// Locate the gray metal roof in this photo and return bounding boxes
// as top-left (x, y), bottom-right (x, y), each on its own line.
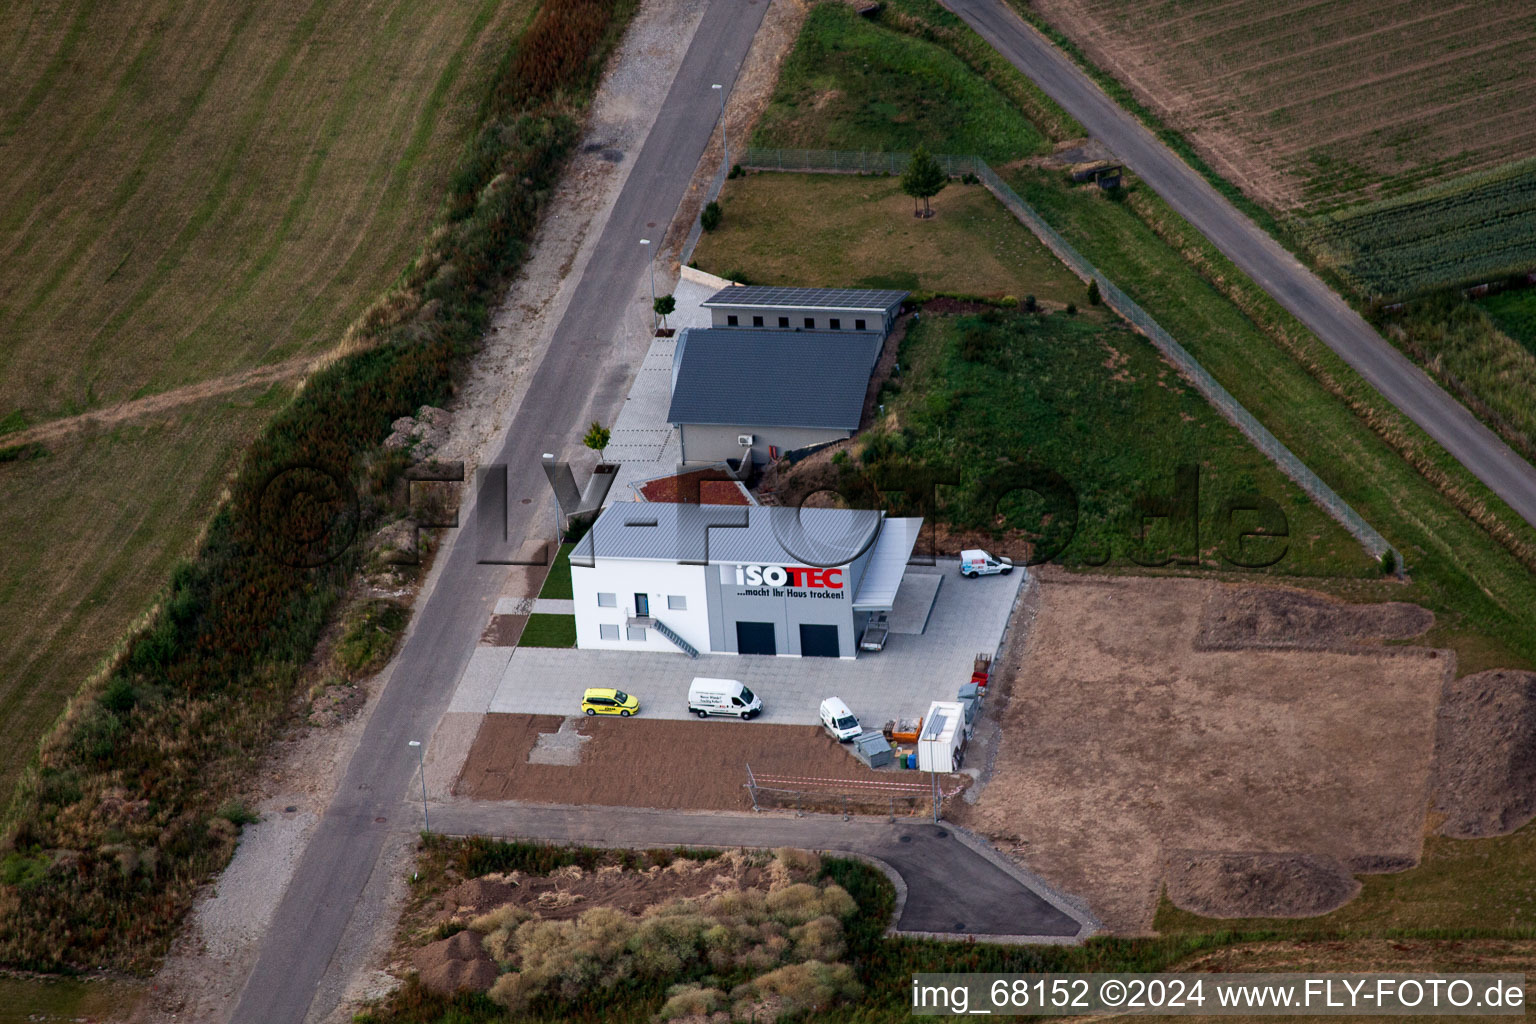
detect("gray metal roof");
top-left (570, 502), bottom-right (885, 567)
top-left (667, 328), bottom-right (879, 430)
top-left (701, 285), bottom-right (907, 313)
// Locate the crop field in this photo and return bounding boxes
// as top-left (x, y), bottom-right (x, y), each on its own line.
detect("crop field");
top-left (0, 0), bottom-right (525, 819)
top-left (692, 173), bottom-right (1084, 304)
top-left (1023, 0), bottom-right (1536, 213)
top-left (1301, 158), bottom-right (1536, 298)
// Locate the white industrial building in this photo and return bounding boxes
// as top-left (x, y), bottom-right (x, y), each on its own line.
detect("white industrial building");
top-left (701, 285), bottom-right (907, 339)
top-left (569, 501), bottom-right (922, 659)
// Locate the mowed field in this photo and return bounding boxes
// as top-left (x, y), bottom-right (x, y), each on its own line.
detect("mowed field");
top-left (1025, 0), bottom-right (1536, 212)
top-left (0, 0), bottom-right (526, 802)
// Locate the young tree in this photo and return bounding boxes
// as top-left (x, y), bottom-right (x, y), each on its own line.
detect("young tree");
top-left (900, 145), bottom-right (948, 218)
top-left (654, 293), bottom-right (676, 329)
top-left (1087, 278), bottom-right (1101, 305)
top-left (583, 421), bottom-right (611, 461)
top-left (700, 200), bottom-right (722, 231)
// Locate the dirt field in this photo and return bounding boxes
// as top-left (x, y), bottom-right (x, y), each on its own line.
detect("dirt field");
top-left (455, 714), bottom-right (939, 815)
top-left (954, 573), bottom-right (1451, 933)
top-left (1025, 0), bottom-right (1536, 210)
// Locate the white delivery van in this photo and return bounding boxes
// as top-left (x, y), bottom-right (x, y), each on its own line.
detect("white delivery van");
top-left (959, 549), bottom-right (1013, 578)
top-left (819, 697), bottom-right (861, 742)
top-left (917, 700), bottom-right (967, 772)
top-left (688, 677), bottom-right (763, 719)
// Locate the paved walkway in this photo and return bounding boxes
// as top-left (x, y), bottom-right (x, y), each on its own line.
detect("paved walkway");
top-left (429, 800), bottom-right (1095, 941)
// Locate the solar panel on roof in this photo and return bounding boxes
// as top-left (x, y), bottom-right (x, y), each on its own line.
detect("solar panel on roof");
top-left (701, 285), bottom-right (907, 311)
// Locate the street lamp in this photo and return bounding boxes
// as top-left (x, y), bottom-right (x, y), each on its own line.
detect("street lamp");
top-left (639, 238), bottom-right (655, 332)
top-left (711, 83), bottom-right (727, 173)
top-left (407, 740), bottom-right (428, 832)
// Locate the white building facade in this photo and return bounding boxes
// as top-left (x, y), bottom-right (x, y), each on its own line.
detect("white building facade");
top-left (568, 502), bottom-right (922, 659)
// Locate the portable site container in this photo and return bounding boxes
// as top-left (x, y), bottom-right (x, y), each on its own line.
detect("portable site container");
top-left (917, 700), bottom-right (966, 773)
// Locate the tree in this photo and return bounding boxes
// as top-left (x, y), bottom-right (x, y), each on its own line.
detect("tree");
top-left (582, 421), bottom-right (611, 460)
top-left (654, 293), bottom-right (676, 329)
top-left (700, 200), bottom-right (722, 231)
top-left (900, 145), bottom-right (947, 218)
top-left (1087, 278), bottom-right (1101, 305)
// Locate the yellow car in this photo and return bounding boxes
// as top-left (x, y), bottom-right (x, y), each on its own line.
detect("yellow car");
top-left (581, 687), bottom-right (639, 717)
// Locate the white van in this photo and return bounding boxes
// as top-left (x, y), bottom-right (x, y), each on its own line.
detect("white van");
top-left (819, 697), bottom-right (861, 742)
top-left (688, 677), bottom-right (763, 719)
top-left (959, 549), bottom-right (1013, 578)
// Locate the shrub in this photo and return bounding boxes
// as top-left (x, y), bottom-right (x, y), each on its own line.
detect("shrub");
top-left (1024, 293), bottom-right (1037, 312)
top-left (659, 983), bottom-right (726, 1020)
top-left (1066, 302), bottom-right (1078, 315)
top-left (215, 801), bottom-right (260, 827)
top-left (332, 599), bottom-right (408, 680)
top-left (700, 200), bottom-right (723, 231)
top-left (1087, 278), bottom-right (1101, 305)
top-left (735, 959), bottom-right (863, 1016)
top-left (1381, 548), bottom-right (1398, 575)
top-left (728, 163), bottom-right (744, 179)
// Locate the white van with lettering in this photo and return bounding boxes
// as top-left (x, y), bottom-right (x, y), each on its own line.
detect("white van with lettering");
top-left (959, 549), bottom-right (1013, 578)
top-left (688, 677), bottom-right (763, 719)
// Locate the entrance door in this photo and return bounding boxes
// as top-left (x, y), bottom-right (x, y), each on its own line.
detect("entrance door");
top-left (735, 621), bottom-right (776, 655)
top-left (799, 623), bottom-right (840, 658)
top-left (634, 593), bottom-right (649, 617)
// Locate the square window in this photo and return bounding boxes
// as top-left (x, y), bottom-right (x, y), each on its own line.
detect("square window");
top-left (778, 316), bottom-right (789, 328)
top-left (626, 625), bottom-right (647, 642)
top-left (829, 318), bottom-right (841, 330)
top-left (855, 319), bottom-right (867, 331)
top-left (803, 317), bottom-right (815, 329)
top-left (597, 592), bottom-right (617, 608)
top-left (599, 623), bottom-right (620, 641)
top-left (752, 315), bottom-right (764, 327)
top-left (667, 595), bottom-right (687, 611)
top-left (726, 314), bottom-right (738, 326)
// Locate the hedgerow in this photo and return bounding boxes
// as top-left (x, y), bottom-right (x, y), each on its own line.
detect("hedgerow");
top-left (0, 0), bottom-right (638, 973)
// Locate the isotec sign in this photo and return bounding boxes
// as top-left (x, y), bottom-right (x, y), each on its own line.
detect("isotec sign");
top-left (734, 564), bottom-right (844, 589)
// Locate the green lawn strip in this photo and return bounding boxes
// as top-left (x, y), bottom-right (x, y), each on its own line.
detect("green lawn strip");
top-left (864, 311), bottom-right (1366, 576)
top-left (1006, 166), bottom-right (1536, 668)
top-left (537, 543), bottom-right (574, 600)
top-left (878, 0), bottom-right (1082, 142)
top-left (749, 2), bottom-right (1047, 162)
top-left (693, 172), bottom-right (1083, 304)
top-left (1480, 288), bottom-right (1536, 358)
top-left (517, 614), bottom-right (575, 649)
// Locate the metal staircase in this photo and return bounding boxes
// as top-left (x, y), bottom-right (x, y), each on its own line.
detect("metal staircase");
top-left (649, 617), bottom-right (699, 658)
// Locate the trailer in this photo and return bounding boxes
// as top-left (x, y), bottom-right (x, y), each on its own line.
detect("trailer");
top-left (917, 700), bottom-right (967, 773)
top-left (858, 612), bottom-right (890, 652)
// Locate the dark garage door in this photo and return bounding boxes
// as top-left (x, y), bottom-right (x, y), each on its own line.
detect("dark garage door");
top-left (735, 621), bottom-right (776, 655)
top-left (799, 623), bottom-right (839, 658)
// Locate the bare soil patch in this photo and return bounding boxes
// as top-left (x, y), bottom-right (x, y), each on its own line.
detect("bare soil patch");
top-left (455, 714), bottom-right (921, 812)
top-left (1163, 851), bottom-right (1360, 920)
top-left (1431, 668), bottom-right (1536, 838)
top-left (411, 930), bottom-right (498, 996)
top-left (953, 573), bottom-right (1449, 933)
top-left (1196, 585), bottom-right (1434, 650)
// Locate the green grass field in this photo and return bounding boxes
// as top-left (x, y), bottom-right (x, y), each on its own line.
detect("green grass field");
top-left (749, 2), bottom-right (1047, 162)
top-left (518, 614), bottom-right (576, 648)
top-left (861, 311), bottom-right (1372, 575)
top-left (0, 0), bottom-right (526, 809)
top-left (693, 173), bottom-right (1083, 304)
top-left (1481, 288), bottom-right (1536, 357)
top-left (538, 544), bottom-right (575, 601)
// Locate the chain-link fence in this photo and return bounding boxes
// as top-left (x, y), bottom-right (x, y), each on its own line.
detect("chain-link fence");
top-left (737, 148), bottom-right (1398, 565)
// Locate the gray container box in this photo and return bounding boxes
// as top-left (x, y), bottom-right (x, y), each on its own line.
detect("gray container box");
top-left (851, 730), bottom-right (893, 768)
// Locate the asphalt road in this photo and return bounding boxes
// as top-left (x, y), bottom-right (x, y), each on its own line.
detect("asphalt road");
top-left (227, 3), bottom-right (769, 1021)
top-left (944, 0), bottom-right (1536, 532)
top-left (431, 802), bottom-right (1089, 939)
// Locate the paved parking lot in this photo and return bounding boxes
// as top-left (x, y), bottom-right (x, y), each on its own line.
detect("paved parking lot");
top-left (449, 560), bottom-right (1026, 729)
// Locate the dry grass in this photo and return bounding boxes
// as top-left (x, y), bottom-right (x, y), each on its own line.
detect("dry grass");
top-left (1025, 0), bottom-right (1536, 211)
top-left (692, 172), bottom-right (1083, 303)
top-left (0, 0), bottom-right (527, 806)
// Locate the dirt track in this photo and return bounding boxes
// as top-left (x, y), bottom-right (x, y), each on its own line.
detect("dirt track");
top-left (954, 573), bottom-right (1450, 933)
